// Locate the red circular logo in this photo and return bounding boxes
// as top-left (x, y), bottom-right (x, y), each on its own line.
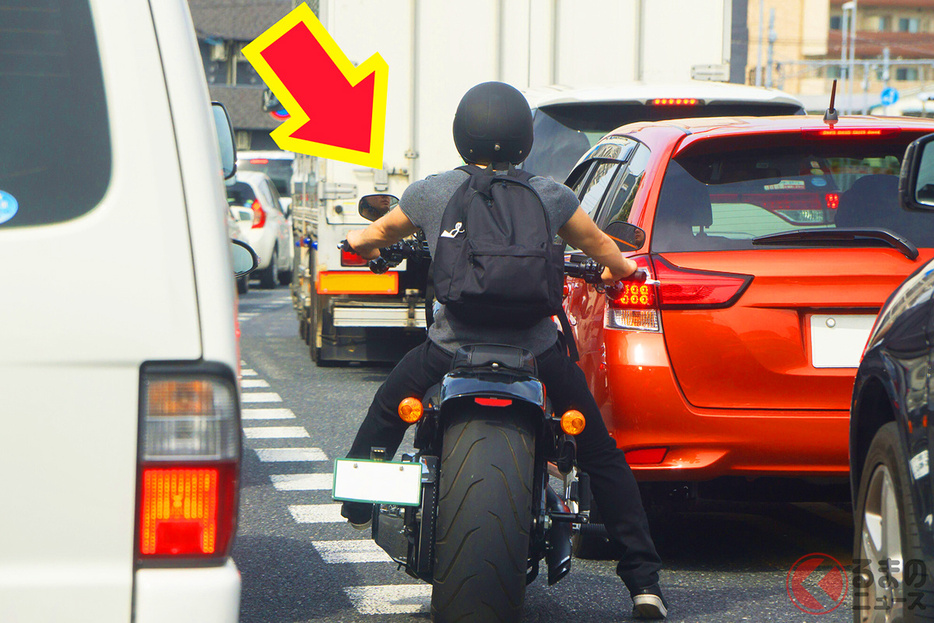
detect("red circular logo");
top-left (786, 553), bottom-right (849, 615)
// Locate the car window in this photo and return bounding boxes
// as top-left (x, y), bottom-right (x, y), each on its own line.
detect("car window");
top-left (0, 1), bottom-right (111, 228)
top-left (579, 162), bottom-right (619, 219)
top-left (597, 145), bottom-right (650, 229)
top-left (652, 142), bottom-right (934, 252)
top-left (523, 110), bottom-right (605, 182)
top-left (227, 182), bottom-right (256, 207)
top-left (237, 157), bottom-right (294, 196)
top-left (265, 179), bottom-right (283, 212)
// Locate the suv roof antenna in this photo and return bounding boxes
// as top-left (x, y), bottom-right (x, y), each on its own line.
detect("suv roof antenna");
top-left (823, 80), bottom-right (839, 128)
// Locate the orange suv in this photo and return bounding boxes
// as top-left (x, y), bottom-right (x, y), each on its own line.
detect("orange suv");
top-left (563, 115), bottom-right (934, 498)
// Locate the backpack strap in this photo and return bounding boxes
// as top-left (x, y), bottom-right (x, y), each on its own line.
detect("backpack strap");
top-left (557, 307), bottom-right (580, 362)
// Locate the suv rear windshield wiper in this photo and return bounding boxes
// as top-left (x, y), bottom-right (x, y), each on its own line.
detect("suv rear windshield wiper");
top-left (752, 227), bottom-right (919, 261)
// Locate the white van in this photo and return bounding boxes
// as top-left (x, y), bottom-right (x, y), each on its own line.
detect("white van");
top-left (0, 1), bottom-right (248, 622)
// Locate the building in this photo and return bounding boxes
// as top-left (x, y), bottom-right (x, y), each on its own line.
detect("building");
top-left (188, 0), bottom-right (303, 150)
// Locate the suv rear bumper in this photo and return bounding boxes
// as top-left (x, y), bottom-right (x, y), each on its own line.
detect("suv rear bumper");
top-left (135, 559), bottom-right (240, 623)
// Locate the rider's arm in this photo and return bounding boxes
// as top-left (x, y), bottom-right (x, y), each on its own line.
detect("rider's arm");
top-left (558, 207), bottom-right (638, 285)
top-left (345, 207), bottom-right (418, 260)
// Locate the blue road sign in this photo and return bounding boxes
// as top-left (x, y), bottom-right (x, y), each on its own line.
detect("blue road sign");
top-left (881, 87), bottom-right (899, 107)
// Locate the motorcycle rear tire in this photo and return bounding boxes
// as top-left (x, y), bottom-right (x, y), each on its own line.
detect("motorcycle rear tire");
top-left (431, 405), bottom-right (535, 623)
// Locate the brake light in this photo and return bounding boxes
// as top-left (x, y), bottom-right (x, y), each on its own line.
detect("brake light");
top-left (606, 256), bottom-right (660, 332)
top-left (251, 199), bottom-right (266, 229)
top-left (249, 158), bottom-right (269, 164)
top-left (475, 397), bottom-right (512, 407)
top-left (826, 193), bottom-right (839, 210)
top-left (651, 98), bottom-right (699, 106)
top-left (341, 248), bottom-right (368, 266)
top-left (653, 256), bottom-right (752, 308)
top-left (625, 447), bottom-right (668, 464)
top-left (801, 127), bottom-right (901, 138)
top-left (138, 368), bottom-right (240, 561)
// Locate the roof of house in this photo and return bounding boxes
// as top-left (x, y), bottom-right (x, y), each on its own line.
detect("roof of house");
top-left (188, 0), bottom-right (294, 41)
top-left (210, 85), bottom-right (281, 130)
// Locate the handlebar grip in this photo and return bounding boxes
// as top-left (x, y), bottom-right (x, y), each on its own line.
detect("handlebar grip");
top-left (630, 268), bottom-right (649, 284)
top-left (369, 257), bottom-right (390, 274)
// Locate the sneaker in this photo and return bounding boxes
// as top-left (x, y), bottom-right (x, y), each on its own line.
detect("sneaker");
top-left (631, 585), bottom-right (668, 620)
top-left (340, 501), bottom-right (373, 530)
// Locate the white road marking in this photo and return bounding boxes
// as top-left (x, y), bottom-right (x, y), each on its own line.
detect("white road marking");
top-left (312, 539), bottom-right (392, 564)
top-left (271, 473), bottom-right (332, 491)
top-left (242, 426), bottom-right (309, 439)
top-left (241, 392), bottom-right (282, 403)
top-left (255, 447), bottom-right (328, 462)
top-left (242, 408), bottom-right (295, 421)
top-left (238, 313), bottom-right (258, 321)
top-left (343, 585), bottom-right (431, 615)
top-left (289, 503), bottom-right (344, 523)
top-left (241, 369), bottom-right (258, 377)
top-left (241, 379), bottom-right (270, 389)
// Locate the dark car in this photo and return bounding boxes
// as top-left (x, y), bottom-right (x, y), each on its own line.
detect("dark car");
top-left (850, 132), bottom-right (934, 622)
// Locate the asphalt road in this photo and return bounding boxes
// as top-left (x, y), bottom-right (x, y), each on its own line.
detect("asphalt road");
top-left (233, 286), bottom-right (855, 623)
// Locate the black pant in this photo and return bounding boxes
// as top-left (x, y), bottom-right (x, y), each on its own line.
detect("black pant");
top-left (345, 338), bottom-right (662, 593)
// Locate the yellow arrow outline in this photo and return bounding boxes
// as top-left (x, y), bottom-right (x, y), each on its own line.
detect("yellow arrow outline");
top-left (242, 3), bottom-right (388, 169)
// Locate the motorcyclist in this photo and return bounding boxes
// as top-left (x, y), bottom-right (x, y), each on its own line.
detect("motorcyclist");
top-left (340, 81), bottom-right (668, 620)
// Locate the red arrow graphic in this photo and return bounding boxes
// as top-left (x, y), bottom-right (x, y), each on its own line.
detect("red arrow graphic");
top-left (260, 22), bottom-right (374, 153)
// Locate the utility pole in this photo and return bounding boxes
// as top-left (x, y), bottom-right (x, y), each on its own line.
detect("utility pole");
top-left (756, 0), bottom-right (764, 86)
top-left (766, 8), bottom-right (776, 88)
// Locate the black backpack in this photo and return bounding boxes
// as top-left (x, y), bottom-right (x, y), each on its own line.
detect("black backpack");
top-left (432, 165), bottom-right (565, 328)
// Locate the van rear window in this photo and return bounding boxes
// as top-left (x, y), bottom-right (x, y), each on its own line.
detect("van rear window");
top-left (652, 140), bottom-right (934, 252)
top-left (0, 1), bottom-right (111, 228)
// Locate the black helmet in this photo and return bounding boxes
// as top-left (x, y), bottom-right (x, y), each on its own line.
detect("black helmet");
top-left (453, 82), bottom-right (533, 165)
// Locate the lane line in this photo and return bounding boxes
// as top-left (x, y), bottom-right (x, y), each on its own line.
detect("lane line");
top-left (312, 539), bottom-right (393, 564)
top-left (242, 408), bottom-right (295, 420)
top-left (343, 585), bottom-right (431, 615)
top-left (241, 379), bottom-right (271, 389)
top-left (243, 426), bottom-right (309, 439)
top-left (289, 503), bottom-right (344, 523)
top-left (271, 473), bottom-right (332, 491)
top-left (241, 369), bottom-right (258, 377)
top-left (255, 447), bottom-right (328, 462)
top-left (242, 392), bottom-right (282, 403)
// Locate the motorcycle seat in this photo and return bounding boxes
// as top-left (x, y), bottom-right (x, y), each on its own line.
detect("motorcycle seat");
top-left (452, 344), bottom-right (537, 376)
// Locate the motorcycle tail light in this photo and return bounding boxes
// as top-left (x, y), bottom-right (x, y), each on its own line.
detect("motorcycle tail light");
top-left (398, 397), bottom-right (423, 423)
top-left (560, 410), bottom-right (586, 436)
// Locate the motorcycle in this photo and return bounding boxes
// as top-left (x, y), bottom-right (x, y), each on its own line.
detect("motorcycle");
top-left (333, 194), bottom-right (647, 622)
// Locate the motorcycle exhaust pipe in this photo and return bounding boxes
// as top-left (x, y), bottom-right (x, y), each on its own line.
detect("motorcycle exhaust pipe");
top-left (544, 485), bottom-right (572, 585)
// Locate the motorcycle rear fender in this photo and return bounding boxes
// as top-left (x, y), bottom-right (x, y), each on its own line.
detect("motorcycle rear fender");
top-left (438, 372), bottom-right (545, 411)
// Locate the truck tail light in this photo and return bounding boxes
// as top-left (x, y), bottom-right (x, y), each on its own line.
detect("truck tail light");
top-left (137, 365), bottom-right (240, 562)
top-left (251, 199), bottom-right (266, 229)
top-left (341, 248), bottom-right (368, 266)
top-left (606, 255), bottom-right (660, 332)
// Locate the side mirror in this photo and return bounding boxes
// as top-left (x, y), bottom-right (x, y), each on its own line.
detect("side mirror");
top-left (604, 221), bottom-right (646, 252)
top-left (212, 102), bottom-right (237, 180)
top-left (358, 194), bottom-right (399, 222)
top-left (232, 239), bottom-right (258, 277)
top-left (900, 132), bottom-right (934, 211)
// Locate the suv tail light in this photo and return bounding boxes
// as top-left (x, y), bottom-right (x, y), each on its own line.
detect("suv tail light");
top-left (605, 256), bottom-right (752, 331)
top-left (251, 199), bottom-right (266, 229)
top-left (137, 364), bottom-right (240, 562)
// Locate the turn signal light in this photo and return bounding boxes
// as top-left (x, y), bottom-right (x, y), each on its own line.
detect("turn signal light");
top-left (560, 410), bottom-right (586, 435)
top-left (398, 397), bottom-right (424, 423)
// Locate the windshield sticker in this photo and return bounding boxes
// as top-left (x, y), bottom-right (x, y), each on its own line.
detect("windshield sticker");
top-left (0, 191), bottom-right (18, 225)
top-left (811, 178), bottom-right (827, 187)
top-left (764, 180), bottom-right (806, 191)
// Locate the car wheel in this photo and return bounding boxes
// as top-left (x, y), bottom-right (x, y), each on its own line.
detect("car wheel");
top-left (853, 422), bottom-right (934, 622)
top-left (278, 269), bottom-right (292, 286)
top-left (237, 274), bottom-right (249, 295)
top-left (259, 246), bottom-right (278, 289)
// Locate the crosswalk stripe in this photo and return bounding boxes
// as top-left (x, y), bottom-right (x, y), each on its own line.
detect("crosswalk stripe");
top-left (255, 447), bottom-right (328, 462)
top-left (311, 539), bottom-right (392, 564)
top-left (243, 426), bottom-right (309, 439)
top-left (242, 408), bottom-right (295, 421)
top-left (289, 503), bottom-right (344, 523)
top-left (343, 585), bottom-right (431, 615)
top-left (241, 379), bottom-right (270, 389)
top-left (271, 473), bottom-right (332, 491)
top-left (242, 392), bottom-right (282, 403)
top-left (241, 369), bottom-right (258, 377)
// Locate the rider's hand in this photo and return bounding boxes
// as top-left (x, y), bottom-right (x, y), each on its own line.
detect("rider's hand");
top-left (345, 229), bottom-right (380, 260)
top-left (601, 256), bottom-right (638, 286)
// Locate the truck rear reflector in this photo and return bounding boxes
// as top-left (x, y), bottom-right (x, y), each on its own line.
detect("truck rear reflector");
top-left (317, 271), bottom-right (398, 295)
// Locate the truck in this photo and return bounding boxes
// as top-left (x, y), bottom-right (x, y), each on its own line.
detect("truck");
top-left (288, 0), bottom-right (780, 365)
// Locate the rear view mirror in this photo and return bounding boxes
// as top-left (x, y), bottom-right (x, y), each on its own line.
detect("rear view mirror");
top-left (900, 132), bottom-right (934, 211)
top-left (358, 194), bottom-right (399, 222)
top-left (231, 239), bottom-right (258, 277)
top-left (212, 102), bottom-right (237, 180)
top-left (604, 221), bottom-right (646, 252)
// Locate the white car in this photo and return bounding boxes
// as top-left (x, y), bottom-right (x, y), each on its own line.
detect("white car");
top-left (227, 170), bottom-right (293, 290)
top-left (236, 149), bottom-right (296, 213)
top-left (0, 1), bottom-right (244, 622)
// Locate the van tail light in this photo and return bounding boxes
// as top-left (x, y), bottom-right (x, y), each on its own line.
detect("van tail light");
top-left (251, 199), bottom-right (266, 229)
top-left (137, 364), bottom-right (240, 562)
top-left (605, 256), bottom-right (752, 331)
top-left (606, 255), bottom-right (660, 332)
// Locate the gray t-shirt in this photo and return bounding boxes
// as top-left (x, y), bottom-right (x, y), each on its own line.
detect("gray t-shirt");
top-left (400, 168), bottom-right (579, 355)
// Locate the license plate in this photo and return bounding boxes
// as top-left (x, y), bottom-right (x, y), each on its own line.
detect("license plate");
top-left (332, 459), bottom-right (422, 506)
top-left (809, 314), bottom-right (876, 368)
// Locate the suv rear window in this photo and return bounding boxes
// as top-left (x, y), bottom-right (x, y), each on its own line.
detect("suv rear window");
top-left (652, 138), bottom-right (934, 252)
top-left (237, 158), bottom-right (293, 196)
top-left (0, 1), bottom-right (111, 228)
